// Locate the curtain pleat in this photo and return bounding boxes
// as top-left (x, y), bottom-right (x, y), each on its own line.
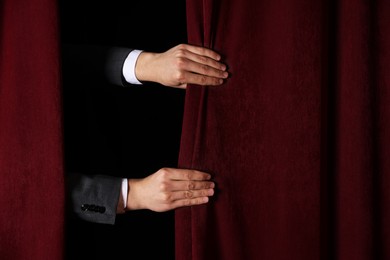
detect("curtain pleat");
top-left (176, 0), bottom-right (390, 259)
top-left (0, 0), bottom-right (64, 259)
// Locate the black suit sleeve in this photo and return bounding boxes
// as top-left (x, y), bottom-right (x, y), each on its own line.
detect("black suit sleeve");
top-left (61, 44), bottom-right (133, 87)
top-left (66, 172), bottom-right (122, 225)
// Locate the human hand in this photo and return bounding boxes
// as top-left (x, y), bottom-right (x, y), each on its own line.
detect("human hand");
top-left (134, 44), bottom-right (228, 88)
top-left (126, 168), bottom-right (215, 212)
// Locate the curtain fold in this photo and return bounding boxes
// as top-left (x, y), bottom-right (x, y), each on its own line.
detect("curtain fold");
top-left (0, 0), bottom-right (64, 259)
top-left (176, 0), bottom-right (390, 259)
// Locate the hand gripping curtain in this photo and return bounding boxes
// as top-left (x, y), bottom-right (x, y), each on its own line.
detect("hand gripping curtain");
top-left (176, 0), bottom-right (390, 259)
top-left (0, 0), bottom-right (64, 259)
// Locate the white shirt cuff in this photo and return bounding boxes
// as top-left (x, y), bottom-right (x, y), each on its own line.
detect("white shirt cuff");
top-left (122, 49), bottom-right (143, 85)
top-left (121, 178), bottom-right (128, 209)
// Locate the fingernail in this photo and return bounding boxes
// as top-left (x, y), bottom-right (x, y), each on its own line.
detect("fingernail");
top-left (223, 72), bottom-right (229, 78)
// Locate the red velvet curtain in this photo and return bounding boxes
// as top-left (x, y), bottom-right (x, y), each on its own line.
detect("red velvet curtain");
top-left (176, 0), bottom-right (390, 259)
top-left (0, 0), bottom-right (64, 259)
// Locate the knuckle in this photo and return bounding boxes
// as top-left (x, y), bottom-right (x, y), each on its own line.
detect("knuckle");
top-left (176, 71), bottom-right (186, 83)
top-left (176, 49), bottom-right (186, 56)
top-left (194, 198), bottom-right (202, 205)
top-left (187, 181), bottom-right (195, 190)
top-left (201, 64), bottom-right (209, 73)
top-left (177, 44), bottom-right (186, 50)
top-left (175, 57), bottom-right (186, 69)
top-left (213, 78), bottom-right (221, 85)
top-left (200, 76), bottom-right (207, 85)
top-left (159, 182), bottom-right (169, 191)
top-left (199, 56), bottom-right (207, 64)
top-left (158, 168), bottom-right (170, 178)
top-left (161, 192), bottom-right (171, 202)
top-left (184, 191), bottom-right (193, 198)
top-left (186, 171), bottom-right (192, 180)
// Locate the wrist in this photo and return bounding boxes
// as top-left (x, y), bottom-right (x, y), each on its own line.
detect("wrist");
top-left (126, 179), bottom-right (143, 211)
top-left (135, 52), bottom-right (158, 83)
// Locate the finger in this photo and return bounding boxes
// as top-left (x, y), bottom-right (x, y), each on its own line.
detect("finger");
top-left (182, 72), bottom-right (224, 86)
top-left (181, 44), bottom-right (222, 61)
top-left (169, 180), bottom-right (215, 191)
top-left (171, 197), bottom-right (210, 209)
top-left (169, 189), bottom-right (214, 201)
top-left (180, 49), bottom-right (227, 71)
top-left (168, 169), bottom-right (212, 181)
top-left (180, 58), bottom-right (228, 79)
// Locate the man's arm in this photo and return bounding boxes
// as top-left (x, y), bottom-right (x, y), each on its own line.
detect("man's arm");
top-left (66, 168), bottom-right (215, 225)
top-left (134, 44), bottom-right (228, 88)
top-left (61, 43), bottom-right (229, 89)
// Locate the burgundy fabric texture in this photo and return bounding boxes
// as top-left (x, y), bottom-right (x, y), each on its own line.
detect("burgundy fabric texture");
top-left (0, 0), bottom-right (64, 259)
top-left (176, 0), bottom-right (390, 259)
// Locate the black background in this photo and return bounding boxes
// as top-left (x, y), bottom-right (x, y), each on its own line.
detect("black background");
top-left (59, 1), bottom-right (187, 259)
